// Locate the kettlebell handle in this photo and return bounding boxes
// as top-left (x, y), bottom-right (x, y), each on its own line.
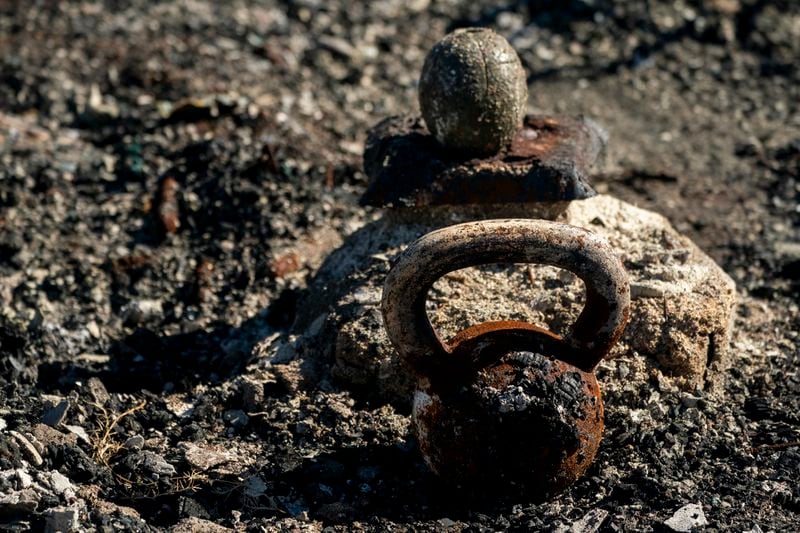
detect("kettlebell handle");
top-left (381, 219), bottom-right (630, 374)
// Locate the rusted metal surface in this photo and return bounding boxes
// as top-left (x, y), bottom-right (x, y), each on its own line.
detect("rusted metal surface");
top-left (381, 219), bottom-right (629, 497)
top-left (382, 219), bottom-right (630, 374)
top-left (156, 176), bottom-right (180, 235)
top-left (412, 352), bottom-right (604, 497)
top-left (361, 114), bottom-right (606, 207)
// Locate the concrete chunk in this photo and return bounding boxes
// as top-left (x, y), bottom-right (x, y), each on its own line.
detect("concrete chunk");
top-left (284, 195), bottom-right (736, 405)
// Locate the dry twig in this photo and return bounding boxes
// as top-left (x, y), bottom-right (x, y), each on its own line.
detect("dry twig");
top-left (90, 400), bottom-right (147, 465)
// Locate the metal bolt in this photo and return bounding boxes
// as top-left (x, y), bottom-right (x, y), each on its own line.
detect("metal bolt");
top-left (418, 28), bottom-right (528, 156)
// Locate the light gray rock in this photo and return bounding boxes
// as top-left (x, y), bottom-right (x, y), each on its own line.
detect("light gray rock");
top-left (9, 430), bottom-right (43, 467)
top-left (44, 506), bottom-right (79, 533)
top-left (179, 441), bottom-right (236, 471)
top-left (664, 503), bottom-right (708, 532)
top-left (85, 377), bottom-right (110, 405)
top-left (15, 468), bottom-right (33, 488)
top-left (278, 195), bottom-right (736, 405)
top-left (0, 487), bottom-right (39, 513)
top-left (128, 451), bottom-right (176, 477)
top-left (123, 435), bottom-right (145, 451)
top-left (121, 299), bottom-right (164, 326)
top-left (171, 516), bottom-right (232, 533)
top-left (61, 425), bottom-right (91, 445)
top-left (47, 471), bottom-right (74, 497)
top-left (556, 508), bottom-right (609, 533)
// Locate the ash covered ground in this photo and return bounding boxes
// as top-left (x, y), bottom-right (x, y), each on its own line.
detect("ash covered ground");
top-left (0, 1), bottom-right (799, 531)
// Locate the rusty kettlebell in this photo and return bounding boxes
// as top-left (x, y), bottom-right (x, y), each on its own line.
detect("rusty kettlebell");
top-left (382, 219), bottom-right (630, 497)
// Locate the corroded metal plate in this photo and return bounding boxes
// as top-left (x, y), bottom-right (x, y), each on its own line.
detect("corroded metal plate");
top-left (361, 114), bottom-right (607, 207)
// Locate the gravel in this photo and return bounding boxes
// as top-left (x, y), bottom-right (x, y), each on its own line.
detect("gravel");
top-left (0, 0), bottom-right (798, 531)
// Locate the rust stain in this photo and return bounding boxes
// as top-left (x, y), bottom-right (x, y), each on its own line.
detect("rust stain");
top-left (195, 258), bottom-right (214, 303)
top-left (270, 251), bottom-right (301, 279)
top-left (361, 114), bottom-right (605, 207)
top-left (157, 177), bottom-right (180, 235)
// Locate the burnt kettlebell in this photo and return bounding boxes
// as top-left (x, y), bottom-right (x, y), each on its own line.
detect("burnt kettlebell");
top-left (382, 219), bottom-right (630, 497)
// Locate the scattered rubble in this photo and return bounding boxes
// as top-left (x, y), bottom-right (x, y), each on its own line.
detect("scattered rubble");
top-left (0, 0), bottom-right (798, 531)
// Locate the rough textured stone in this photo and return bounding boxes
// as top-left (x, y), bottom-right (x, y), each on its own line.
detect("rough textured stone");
top-left (663, 503), bottom-right (708, 532)
top-left (171, 516), bottom-right (233, 533)
top-left (44, 506), bottom-right (79, 533)
top-left (419, 28), bottom-right (527, 155)
top-left (290, 195), bottom-right (736, 406)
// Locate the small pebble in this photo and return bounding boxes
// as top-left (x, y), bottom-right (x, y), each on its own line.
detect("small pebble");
top-left (123, 435), bottom-right (145, 450)
top-left (9, 430), bottom-right (44, 467)
top-left (664, 503), bottom-right (708, 532)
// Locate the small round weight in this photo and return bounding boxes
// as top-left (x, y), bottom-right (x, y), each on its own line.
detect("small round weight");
top-left (418, 28), bottom-right (528, 156)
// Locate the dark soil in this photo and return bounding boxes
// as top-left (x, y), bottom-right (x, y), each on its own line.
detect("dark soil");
top-left (0, 1), bottom-right (798, 531)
